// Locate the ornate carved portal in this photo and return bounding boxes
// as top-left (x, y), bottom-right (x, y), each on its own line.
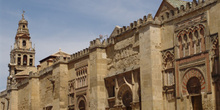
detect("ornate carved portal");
top-left (182, 69), bottom-right (205, 95)
top-left (182, 69), bottom-right (205, 110)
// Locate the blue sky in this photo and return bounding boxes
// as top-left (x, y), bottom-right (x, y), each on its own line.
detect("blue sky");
top-left (0, 0), bottom-right (164, 91)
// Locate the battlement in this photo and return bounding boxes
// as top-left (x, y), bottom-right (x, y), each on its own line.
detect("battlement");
top-left (160, 0), bottom-right (217, 23)
top-left (70, 48), bottom-right (90, 60)
top-left (89, 38), bottom-right (107, 49)
top-left (115, 14), bottom-right (161, 37)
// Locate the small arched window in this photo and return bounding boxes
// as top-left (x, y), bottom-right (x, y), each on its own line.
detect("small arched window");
top-left (23, 25), bottom-right (25, 28)
top-left (22, 40), bottom-right (26, 47)
top-left (200, 28), bottom-right (204, 36)
top-left (194, 30), bottom-right (198, 38)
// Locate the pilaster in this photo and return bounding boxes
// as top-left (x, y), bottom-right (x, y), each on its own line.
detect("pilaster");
top-left (8, 87), bottom-right (18, 110)
top-left (139, 24), bottom-right (163, 110)
top-left (89, 47), bottom-right (107, 110)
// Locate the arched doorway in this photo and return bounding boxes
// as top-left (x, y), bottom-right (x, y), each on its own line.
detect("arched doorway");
top-left (122, 91), bottom-right (132, 110)
top-left (187, 77), bottom-right (203, 110)
top-left (78, 100), bottom-right (85, 110)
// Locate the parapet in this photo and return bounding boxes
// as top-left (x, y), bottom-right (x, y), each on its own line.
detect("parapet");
top-left (70, 48), bottom-right (90, 61)
top-left (89, 35), bottom-right (116, 49)
top-left (159, 0), bottom-right (217, 23)
top-left (89, 38), bottom-right (107, 49)
top-left (114, 14), bottom-right (161, 37)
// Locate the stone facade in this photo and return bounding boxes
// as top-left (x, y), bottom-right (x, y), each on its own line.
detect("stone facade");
top-left (0, 0), bottom-right (220, 110)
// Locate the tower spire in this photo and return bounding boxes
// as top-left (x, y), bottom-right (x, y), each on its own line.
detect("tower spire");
top-left (16, 11), bottom-right (29, 39)
top-left (22, 10), bottom-right (25, 19)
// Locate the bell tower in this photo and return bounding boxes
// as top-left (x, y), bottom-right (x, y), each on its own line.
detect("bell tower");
top-left (9, 11), bottom-right (35, 76)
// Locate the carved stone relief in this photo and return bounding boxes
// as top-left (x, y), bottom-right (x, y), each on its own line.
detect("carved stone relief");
top-left (107, 35), bottom-right (140, 73)
top-left (175, 13), bottom-right (206, 30)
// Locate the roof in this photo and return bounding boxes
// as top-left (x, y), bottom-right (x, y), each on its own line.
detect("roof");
top-left (51, 49), bottom-right (70, 57)
top-left (109, 26), bottom-right (121, 38)
top-left (39, 49), bottom-right (70, 63)
top-left (155, 0), bottom-right (188, 18)
top-left (166, 0), bottom-right (188, 8)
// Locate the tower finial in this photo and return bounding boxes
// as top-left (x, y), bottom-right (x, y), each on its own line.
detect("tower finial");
top-left (22, 10), bottom-right (25, 19)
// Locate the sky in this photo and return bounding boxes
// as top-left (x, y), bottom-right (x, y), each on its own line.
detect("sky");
top-left (0, 0), bottom-right (166, 91)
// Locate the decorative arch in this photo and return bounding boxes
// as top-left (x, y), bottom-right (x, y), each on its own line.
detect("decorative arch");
top-left (77, 95), bottom-right (87, 110)
top-left (177, 24), bottom-right (207, 58)
top-left (162, 51), bottom-right (174, 69)
top-left (182, 68), bottom-right (206, 95)
top-left (118, 84), bottom-right (132, 109)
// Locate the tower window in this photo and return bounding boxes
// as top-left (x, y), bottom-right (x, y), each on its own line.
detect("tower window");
top-left (23, 55), bottom-right (27, 65)
top-left (23, 25), bottom-right (25, 28)
top-left (22, 40), bottom-right (26, 46)
top-left (29, 59), bottom-right (33, 66)
top-left (17, 57), bottom-right (21, 65)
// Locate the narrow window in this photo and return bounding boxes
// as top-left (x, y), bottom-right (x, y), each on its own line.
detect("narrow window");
top-left (29, 59), bottom-right (33, 66)
top-left (23, 55), bottom-right (27, 65)
top-left (194, 30), bottom-right (198, 38)
top-left (17, 57), bottom-right (21, 65)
